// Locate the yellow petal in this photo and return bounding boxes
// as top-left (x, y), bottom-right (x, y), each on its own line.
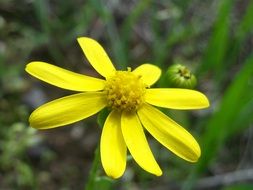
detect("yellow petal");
top-left (29, 92), bottom-right (107, 129)
top-left (26, 62), bottom-right (105, 91)
top-left (77, 37), bottom-right (116, 78)
top-left (121, 111), bottom-right (162, 176)
top-left (100, 110), bottom-right (127, 179)
top-left (145, 88), bottom-right (209, 110)
top-left (133, 64), bottom-right (161, 86)
top-left (137, 104), bottom-right (201, 162)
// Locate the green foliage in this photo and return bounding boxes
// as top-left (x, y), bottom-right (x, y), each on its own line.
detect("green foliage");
top-left (183, 55), bottom-right (253, 190)
top-left (0, 123), bottom-right (40, 189)
top-left (94, 176), bottom-right (115, 190)
top-left (97, 108), bottom-right (110, 128)
top-left (199, 0), bottom-right (234, 75)
top-left (223, 184), bottom-right (253, 190)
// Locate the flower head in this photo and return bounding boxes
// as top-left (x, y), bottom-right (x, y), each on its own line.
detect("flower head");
top-left (25, 37), bottom-right (209, 178)
top-left (165, 64), bottom-right (197, 89)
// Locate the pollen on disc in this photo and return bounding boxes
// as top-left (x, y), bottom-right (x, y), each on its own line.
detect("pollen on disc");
top-left (104, 71), bottom-right (146, 112)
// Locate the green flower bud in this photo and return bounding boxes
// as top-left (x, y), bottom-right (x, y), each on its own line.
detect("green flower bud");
top-left (165, 64), bottom-right (197, 89)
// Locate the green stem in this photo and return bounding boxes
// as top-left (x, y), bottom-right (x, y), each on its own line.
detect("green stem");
top-left (85, 146), bottom-right (100, 190)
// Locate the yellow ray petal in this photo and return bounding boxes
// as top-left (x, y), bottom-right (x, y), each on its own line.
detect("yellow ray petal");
top-left (133, 64), bottom-right (161, 86)
top-left (137, 104), bottom-right (201, 162)
top-left (77, 37), bottom-right (116, 78)
top-left (26, 62), bottom-right (105, 91)
top-left (100, 110), bottom-right (127, 179)
top-left (145, 88), bottom-right (209, 110)
top-left (29, 92), bottom-right (107, 129)
top-left (121, 111), bottom-right (162, 176)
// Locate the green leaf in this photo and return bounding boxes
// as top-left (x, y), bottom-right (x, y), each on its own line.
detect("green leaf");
top-left (236, 1), bottom-right (253, 40)
top-left (199, 0), bottom-right (234, 74)
top-left (227, 0), bottom-right (253, 65)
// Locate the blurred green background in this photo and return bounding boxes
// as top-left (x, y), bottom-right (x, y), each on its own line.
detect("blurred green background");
top-left (0, 0), bottom-right (253, 189)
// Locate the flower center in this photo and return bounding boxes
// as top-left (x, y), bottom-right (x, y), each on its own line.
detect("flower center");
top-left (104, 69), bottom-right (146, 112)
top-left (178, 67), bottom-right (191, 79)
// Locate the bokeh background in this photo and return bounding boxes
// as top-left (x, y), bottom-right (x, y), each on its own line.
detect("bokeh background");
top-left (0, 0), bottom-right (253, 189)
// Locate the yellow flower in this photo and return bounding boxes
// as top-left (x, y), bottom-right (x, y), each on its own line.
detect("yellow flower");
top-left (25, 37), bottom-right (209, 179)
